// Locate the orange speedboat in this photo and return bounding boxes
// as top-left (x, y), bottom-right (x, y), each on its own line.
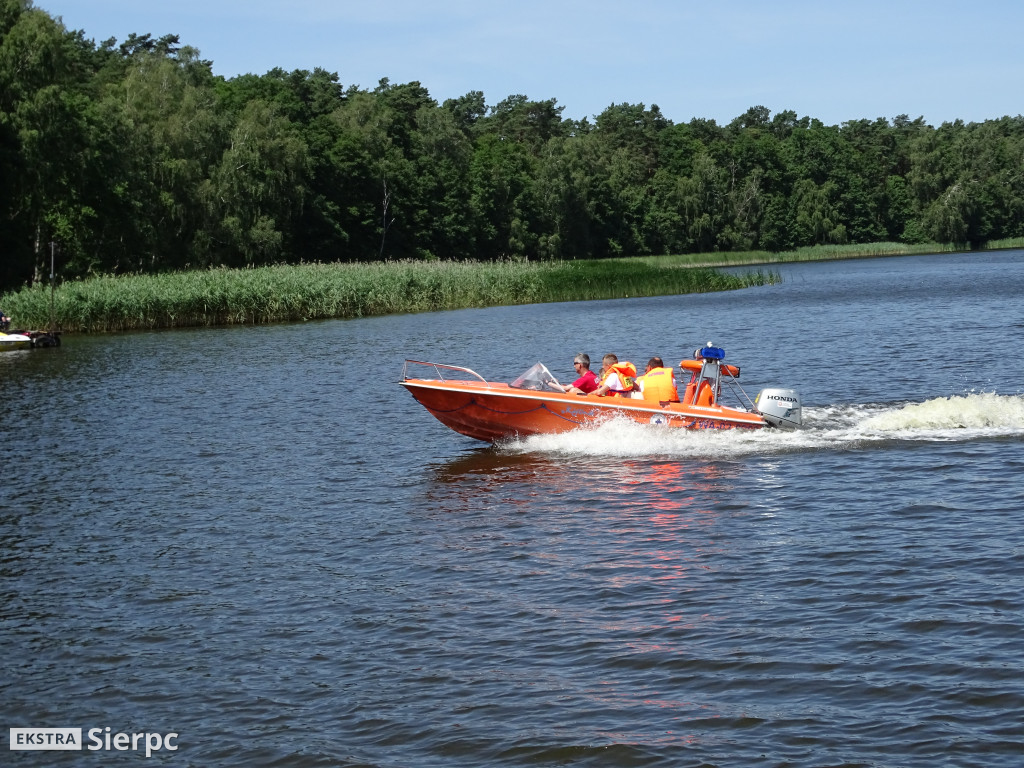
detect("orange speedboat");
top-left (401, 345), bottom-right (802, 442)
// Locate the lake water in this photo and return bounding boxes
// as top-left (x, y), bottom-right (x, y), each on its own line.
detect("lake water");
top-left (2, 252), bottom-right (1023, 767)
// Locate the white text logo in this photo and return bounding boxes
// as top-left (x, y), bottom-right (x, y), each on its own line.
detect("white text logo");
top-left (10, 727), bottom-right (179, 757)
top-left (87, 728), bottom-right (179, 757)
top-left (10, 728), bottom-right (82, 750)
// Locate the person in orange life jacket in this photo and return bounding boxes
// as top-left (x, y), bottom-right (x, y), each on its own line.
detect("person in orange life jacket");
top-left (591, 353), bottom-right (637, 397)
top-left (563, 352), bottom-right (599, 394)
top-left (635, 357), bottom-right (679, 403)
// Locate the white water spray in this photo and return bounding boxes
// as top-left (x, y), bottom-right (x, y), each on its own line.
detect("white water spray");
top-left (501, 393), bottom-right (1024, 459)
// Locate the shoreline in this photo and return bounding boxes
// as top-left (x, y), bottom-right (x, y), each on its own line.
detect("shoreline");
top-left (2, 241), bottom-right (1021, 335)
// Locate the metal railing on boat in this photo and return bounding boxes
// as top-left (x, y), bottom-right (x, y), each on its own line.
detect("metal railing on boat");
top-left (402, 359), bottom-right (488, 384)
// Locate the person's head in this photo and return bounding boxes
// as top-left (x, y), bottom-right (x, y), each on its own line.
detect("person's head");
top-left (646, 356), bottom-right (663, 372)
top-left (601, 353), bottom-right (618, 372)
top-left (573, 353), bottom-right (591, 372)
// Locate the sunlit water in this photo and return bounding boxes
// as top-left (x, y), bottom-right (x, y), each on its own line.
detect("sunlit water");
top-left (2, 252), bottom-right (1023, 767)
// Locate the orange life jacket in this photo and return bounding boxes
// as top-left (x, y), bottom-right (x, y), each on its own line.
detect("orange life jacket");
top-left (600, 362), bottom-right (637, 396)
top-left (639, 367), bottom-right (679, 403)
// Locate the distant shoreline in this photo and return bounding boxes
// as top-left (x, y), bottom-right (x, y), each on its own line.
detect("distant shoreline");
top-left (2, 241), bottom-right (1020, 334)
top-left (630, 240), bottom-right (1024, 269)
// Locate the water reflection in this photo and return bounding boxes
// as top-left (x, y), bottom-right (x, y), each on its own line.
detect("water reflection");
top-left (426, 449), bottom-right (743, 520)
top-left (429, 447), bottom-right (557, 486)
top-left (418, 450), bottom-right (751, 750)
top-left (423, 451), bottom-right (743, 634)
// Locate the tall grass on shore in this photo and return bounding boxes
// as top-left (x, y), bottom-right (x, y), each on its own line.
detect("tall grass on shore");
top-left (0, 259), bottom-right (777, 334)
top-left (982, 237), bottom-right (1024, 251)
top-left (636, 241), bottom-right (967, 269)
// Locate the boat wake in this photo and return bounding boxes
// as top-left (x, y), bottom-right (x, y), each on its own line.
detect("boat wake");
top-left (502, 392), bottom-right (1024, 459)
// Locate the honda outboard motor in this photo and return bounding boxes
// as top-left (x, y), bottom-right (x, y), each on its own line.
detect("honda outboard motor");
top-left (754, 388), bottom-right (802, 429)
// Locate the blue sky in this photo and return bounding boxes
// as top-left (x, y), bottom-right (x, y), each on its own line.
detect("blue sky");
top-left (39, 0), bottom-right (1024, 127)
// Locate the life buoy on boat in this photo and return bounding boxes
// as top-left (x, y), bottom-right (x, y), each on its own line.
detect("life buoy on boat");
top-left (678, 359), bottom-right (740, 378)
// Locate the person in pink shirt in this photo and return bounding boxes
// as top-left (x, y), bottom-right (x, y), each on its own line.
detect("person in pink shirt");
top-left (563, 353), bottom-right (599, 394)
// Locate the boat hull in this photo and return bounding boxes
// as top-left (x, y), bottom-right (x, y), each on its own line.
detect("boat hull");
top-left (0, 333), bottom-right (32, 351)
top-left (401, 379), bottom-right (766, 442)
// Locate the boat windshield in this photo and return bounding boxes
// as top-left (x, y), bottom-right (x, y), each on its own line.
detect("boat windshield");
top-left (509, 362), bottom-right (563, 392)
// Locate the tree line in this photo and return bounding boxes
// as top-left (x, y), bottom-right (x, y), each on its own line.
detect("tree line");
top-left (3, 0), bottom-right (1024, 292)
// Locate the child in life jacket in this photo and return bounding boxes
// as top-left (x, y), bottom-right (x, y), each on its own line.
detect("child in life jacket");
top-left (592, 353), bottom-right (637, 397)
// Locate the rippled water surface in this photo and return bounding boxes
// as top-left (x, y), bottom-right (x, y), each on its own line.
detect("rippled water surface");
top-left (3, 252), bottom-right (1024, 767)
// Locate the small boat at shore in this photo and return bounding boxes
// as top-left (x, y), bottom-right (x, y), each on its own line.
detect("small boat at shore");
top-left (401, 345), bottom-right (802, 442)
top-left (0, 332), bottom-right (33, 351)
top-left (0, 330), bottom-right (61, 351)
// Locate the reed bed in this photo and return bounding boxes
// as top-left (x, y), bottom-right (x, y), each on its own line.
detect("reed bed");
top-left (0, 259), bottom-right (776, 334)
top-left (635, 242), bottom-right (964, 269)
top-left (8, 238), bottom-right (1017, 334)
top-left (982, 237), bottom-right (1024, 251)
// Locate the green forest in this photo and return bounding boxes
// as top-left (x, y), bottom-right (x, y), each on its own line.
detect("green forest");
top-left (3, 0), bottom-right (1024, 294)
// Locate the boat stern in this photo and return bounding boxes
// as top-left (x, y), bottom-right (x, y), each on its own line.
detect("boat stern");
top-left (754, 388), bottom-right (802, 429)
